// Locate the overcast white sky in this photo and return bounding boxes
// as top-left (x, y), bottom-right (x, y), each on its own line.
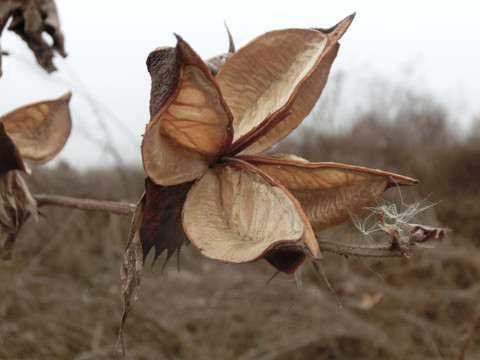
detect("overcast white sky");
top-left (0, 0), bottom-right (479, 168)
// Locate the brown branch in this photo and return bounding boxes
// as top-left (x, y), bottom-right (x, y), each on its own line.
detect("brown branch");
top-left (33, 194), bottom-right (136, 216)
top-left (317, 239), bottom-right (408, 258)
top-left (317, 223), bottom-right (444, 259)
top-left (33, 194), bottom-right (444, 261)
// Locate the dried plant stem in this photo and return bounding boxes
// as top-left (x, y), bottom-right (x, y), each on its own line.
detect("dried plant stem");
top-left (33, 194), bottom-right (136, 216)
top-left (458, 311), bottom-right (480, 360)
top-left (317, 239), bottom-right (408, 258)
top-left (33, 194), bottom-right (438, 260)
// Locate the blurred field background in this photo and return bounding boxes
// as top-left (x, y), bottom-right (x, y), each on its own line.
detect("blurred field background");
top-left (1, 79), bottom-right (479, 359)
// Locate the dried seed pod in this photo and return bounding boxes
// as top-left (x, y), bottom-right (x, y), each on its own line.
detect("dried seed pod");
top-left (0, 92), bottom-right (72, 163)
top-left (0, 92), bottom-right (72, 260)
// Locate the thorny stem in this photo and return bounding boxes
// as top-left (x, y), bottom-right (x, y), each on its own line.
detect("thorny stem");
top-left (33, 194), bottom-right (136, 216)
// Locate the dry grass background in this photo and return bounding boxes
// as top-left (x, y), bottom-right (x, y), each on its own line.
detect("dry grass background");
top-left (1, 87), bottom-right (479, 359)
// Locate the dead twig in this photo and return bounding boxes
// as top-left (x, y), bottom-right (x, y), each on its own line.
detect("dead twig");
top-left (458, 311), bottom-right (480, 360)
top-left (318, 200), bottom-right (445, 259)
top-left (33, 194), bottom-right (136, 216)
top-left (33, 194), bottom-right (444, 260)
top-left (318, 239), bottom-right (408, 258)
top-left (317, 221), bottom-right (445, 259)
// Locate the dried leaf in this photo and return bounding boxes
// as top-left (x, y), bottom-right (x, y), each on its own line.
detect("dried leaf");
top-left (218, 14), bottom-right (354, 155)
top-left (142, 37), bottom-right (233, 186)
top-left (0, 122), bottom-right (25, 173)
top-left (0, 1), bottom-right (21, 77)
top-left (0, 92), bottom-right (72, 163)
top-left (0, 171), bottom-right (37, 260)
top-left (182, 158), bottom-right (319, 270)
top-left (118, 178), bottom-right (193, 353)
top-left (0, 0), bottom-right (66, 76)
top-left (243, 155), bottom-right (418, 231)
top-left (118, 196), bottom-right (144, 354)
